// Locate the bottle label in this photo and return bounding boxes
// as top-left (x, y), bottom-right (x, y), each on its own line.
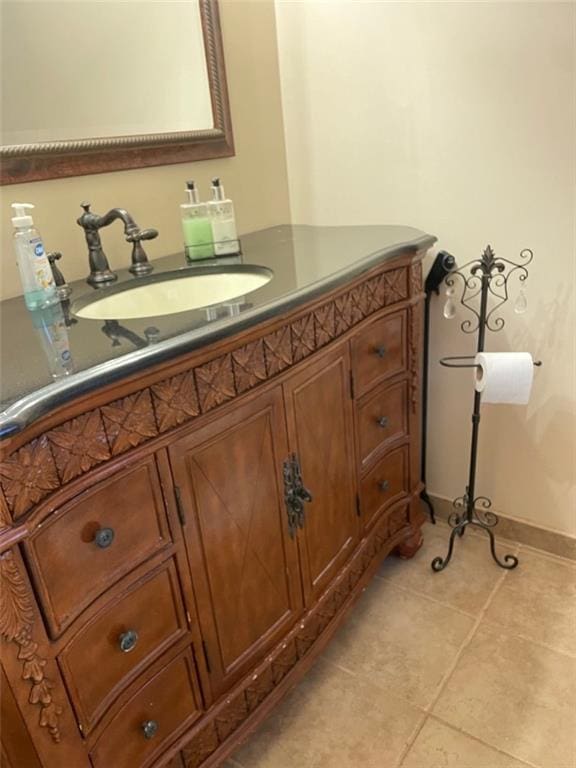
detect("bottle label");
top-left (32, 239), bottom-right (45, 257)
top-left (29, 237), bottom-right (55, 291)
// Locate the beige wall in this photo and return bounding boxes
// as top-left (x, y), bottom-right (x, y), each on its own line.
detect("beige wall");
top-left (0, 0), bottom-right (291, 299)
top-left (276, 1), bottom-right (576, 536)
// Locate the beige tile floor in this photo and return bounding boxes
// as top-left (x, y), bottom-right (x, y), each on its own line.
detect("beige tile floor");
top-left (225, 521), bottom-right (576, 768)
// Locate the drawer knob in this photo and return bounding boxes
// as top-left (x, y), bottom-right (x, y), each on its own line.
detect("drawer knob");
top-left (141, 720), bottom-right (158, 740)
top-left (375, 345), bottom-right (387, 358)
top-left (118, 629), bottom-right (139, 653)
top-left (376, 416), bottom-right (389, 429)
top-left (379, 480), bottom-right (390, 493)
top-left (94, 526), bottom-right (115, 549)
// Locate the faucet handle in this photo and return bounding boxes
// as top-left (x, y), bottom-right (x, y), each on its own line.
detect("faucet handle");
top-left (80, 201), bottom-right (91, 213)
top-left (127, 228), bottom-right (158, 277)
top-left (47, 251), bottom-right (72, 300)
top-left (126, 228), bottom-right (158, 244)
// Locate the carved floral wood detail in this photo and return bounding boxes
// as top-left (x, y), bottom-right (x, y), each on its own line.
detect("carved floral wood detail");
top-left (383, 268), bottom-right (409, 305)
top-left (263, 326), bottom-right (292, 376)
top-left (0, 437), bottom-right (59, 517)
top-left (0, 265), bottom-right (417, 519)
top-left (231, 341), bottom-right (267, 394)
top-left (151, 370), bottom-right (200, 432)
top-left (180, 503), bottom-right (411, 768)
top-left (0, 550), bottom-right (62, 742)
top-left (195, 355), bottom-right (236, 413)
top-left (48, 410), bottom-right (110, 483)
top-left (290, 314), bottom-right (316, 362)
top-left (101, 389), bottom-right (158, 455)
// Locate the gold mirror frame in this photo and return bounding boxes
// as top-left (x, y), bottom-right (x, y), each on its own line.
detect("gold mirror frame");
top-left (0, 0), bottom-right (234, 185)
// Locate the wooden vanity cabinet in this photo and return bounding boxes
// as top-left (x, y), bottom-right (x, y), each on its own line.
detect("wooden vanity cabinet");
top-left (0, 250), bottom-right (429, 768)
top-left (169, 388), bottom-right (303, 699)
top-left (283, 345), bottom-right (358, 606)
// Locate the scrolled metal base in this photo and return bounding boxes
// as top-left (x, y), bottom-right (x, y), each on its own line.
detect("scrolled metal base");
top-left (431, 502), bottom-right (519, 572)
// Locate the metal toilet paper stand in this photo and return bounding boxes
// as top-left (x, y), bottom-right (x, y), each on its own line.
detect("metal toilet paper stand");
top-left (431, 245), bottom-right (542, 572)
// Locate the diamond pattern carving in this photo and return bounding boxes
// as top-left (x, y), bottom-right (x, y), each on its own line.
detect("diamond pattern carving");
top-left (151, 370), bottom-right (200, 432)
top-left (271, 639), bottom-right (298, 685)
top-left (365, 275), bottom-right (385, 313)
top-left (181, 722), bottom-right (219, 768)
top-left (101, 390), bottom-right (158, 455)
top-left (195, 355), bottom-right (235, 413)
top-left (0, 437), bottom-right (59, 517)
top-left (383, 268), bottom-right (408, 305)
top-left (232, 340), bottom-right (267, 394)
top-left (334, 292), bottom-right (354, 335)
top-left (215, 696), bottom-right (249, 742)
top-left (314, 303), bottom-right (336, 347)
top-left (263, 326), bottom-right (292, 376)
top-left (291, 314), bottom-right (316, 362)
top-left (49, 410), bottom-right (110, 484)
top-left (245, 666), bottom-right (275, 712)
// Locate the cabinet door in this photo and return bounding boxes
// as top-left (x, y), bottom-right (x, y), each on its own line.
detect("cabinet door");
top-left (284, 345), bottom-right (359, 605)
top-left (169, 387), bottom-right (303, 698)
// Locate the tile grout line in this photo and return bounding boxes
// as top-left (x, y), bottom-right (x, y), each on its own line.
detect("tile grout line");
top-left (427, 713), bottom-right (542, 768)
top-left (380, 560), bottom-right (576, 660)
top-left (375, 574), bottom-right (478, 619)
top-left (479, 615), bottom-right (576, 660)
top-left (394, 546), bottom-right (519, 768)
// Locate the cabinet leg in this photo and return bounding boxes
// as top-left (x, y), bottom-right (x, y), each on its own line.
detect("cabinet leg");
top-left (395, 526), bottom-right (423, 559)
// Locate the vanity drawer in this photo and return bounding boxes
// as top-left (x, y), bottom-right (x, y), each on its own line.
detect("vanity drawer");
top-left (90, 649), bottom-right (202, 768)
top-left (24, 456), bottom-right (172, 637)
top-left (359, 445), bottom-right (409, 530)
top-left (357, 380), bottom-right (408, 467)
top-left (352, 311), bottom-right (407, 397)
top-left (59, 557), bottom-right (188, 732)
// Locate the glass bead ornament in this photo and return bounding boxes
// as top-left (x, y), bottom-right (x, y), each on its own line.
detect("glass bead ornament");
top-left (514, 284), bottom-right (527, 314)
top-left (443, 286), bottom-right (456, 319)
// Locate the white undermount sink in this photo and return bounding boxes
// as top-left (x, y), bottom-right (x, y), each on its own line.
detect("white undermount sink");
top-left (73, 265), bottom-right (273, 320)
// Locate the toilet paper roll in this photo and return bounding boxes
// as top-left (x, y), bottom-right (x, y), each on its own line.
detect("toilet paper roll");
top-left (474, 352), bottom-right (534, 405)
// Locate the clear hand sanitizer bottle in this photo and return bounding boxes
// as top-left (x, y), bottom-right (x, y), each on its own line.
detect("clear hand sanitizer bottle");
top-left (31, 303), bottom-right (74, 379)
top-left (11, 203), bottom-right (58, 310)
top-left (208, 178), bottom-right (240, 256)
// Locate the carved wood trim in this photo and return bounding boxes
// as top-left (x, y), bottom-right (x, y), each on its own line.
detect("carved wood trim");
top-left (410, 262), bottom-right (423, 297)
top-left (181, 503), bottom-right (411, 768)
top-left (409, 302), bottom-right (422, 414)
top-left (0, 550), bottom-right (62, 743)
top-left (0, 265), bottom-right (417, 519)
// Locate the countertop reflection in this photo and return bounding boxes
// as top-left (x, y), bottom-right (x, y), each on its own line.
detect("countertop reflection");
top-left (0, 224), bottom-right (435, 436)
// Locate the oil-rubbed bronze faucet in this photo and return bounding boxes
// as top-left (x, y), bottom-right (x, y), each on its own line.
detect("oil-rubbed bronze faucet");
top-left (77, 202), bottom-right (158, 287)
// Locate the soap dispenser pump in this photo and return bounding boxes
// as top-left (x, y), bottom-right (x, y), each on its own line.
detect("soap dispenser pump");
top-left (181, 181), bottom-right (214, 261)
top-left (11, 203), bottom-right (58, 310)
top-left (208, 178), bottom-right (239, 256)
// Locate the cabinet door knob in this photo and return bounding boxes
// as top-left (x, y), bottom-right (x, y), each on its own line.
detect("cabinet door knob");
top-left (379, 480), bottom-right (390, 493)
top-left (141, 720), bottom-right (158, 740)
top-left (375, 345), bottom-right (387, 358)
top-left (118, 629), bottom-right (139, 653)
top-left (376, 416), bottom-right (389, 429)
top-left (94, 526), bottom-right (114, 549)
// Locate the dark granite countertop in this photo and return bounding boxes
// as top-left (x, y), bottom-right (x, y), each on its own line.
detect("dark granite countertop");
top-left (0, 224), bottom-right (436, 437)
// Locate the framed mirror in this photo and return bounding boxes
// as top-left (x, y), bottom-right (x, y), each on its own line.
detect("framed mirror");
top-left (0, 0), bottom-right (234, 185)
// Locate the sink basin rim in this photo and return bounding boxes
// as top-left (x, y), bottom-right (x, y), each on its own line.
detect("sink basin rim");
top-left (71, 264), bottom-right (274, 320)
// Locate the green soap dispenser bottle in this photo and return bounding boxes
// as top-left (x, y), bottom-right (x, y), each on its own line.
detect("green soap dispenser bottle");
top-left (181, 181), bottom-right (214, 261)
